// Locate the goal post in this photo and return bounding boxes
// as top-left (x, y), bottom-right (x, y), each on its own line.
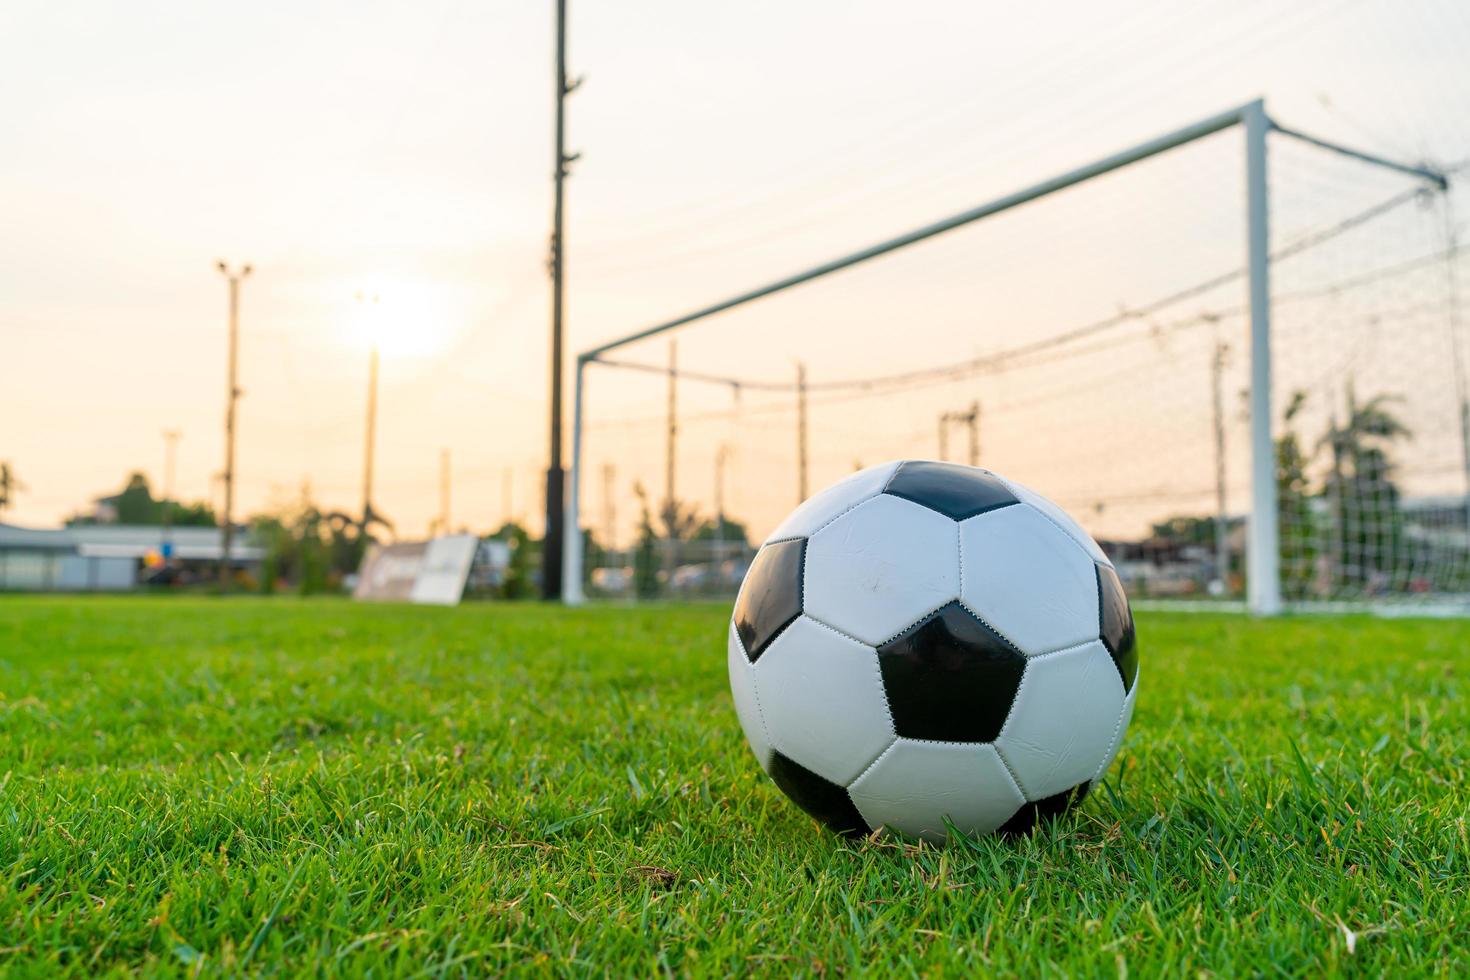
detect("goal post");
top-left (564, 99), bottom-right (1455, 614)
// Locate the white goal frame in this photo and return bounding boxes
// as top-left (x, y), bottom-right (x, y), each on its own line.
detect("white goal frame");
top-left (563, 99), bottom-right (1451, 613)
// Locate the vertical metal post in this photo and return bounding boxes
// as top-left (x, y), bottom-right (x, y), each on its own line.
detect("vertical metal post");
top-left (796, 361), bottom-right (809, 502)
top-left (545, 0), bottom-right (577, 600)
top-left (564, 356), bottom-right (586, 604)
top-left (216, 262), bottom-right (250, 590)
top-left (1244, 100), bottom-right (1282, 615)
top-left (713, 444), bottom-right (728, 571)
top-left (1210, 338), bottom-right (1230, 593)
top-left (363, 345), bottom-right (379, 526)
top-left (967, 400), bottom-right (980, 467)
top-left (662, 340), bottom-right (678, 583)
top-left (601, 463), bottom-right (616, 553)
top-left (439, 448), bottom-right (451, 534)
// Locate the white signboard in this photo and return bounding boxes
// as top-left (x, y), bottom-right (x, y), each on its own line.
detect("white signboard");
top-left (409, 534), bottom-right (479, 606)
top-left (354, 534), bottom-right (477, 606)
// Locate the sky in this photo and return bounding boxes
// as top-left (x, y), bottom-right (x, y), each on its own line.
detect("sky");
top-left (2, 0), bottom-right (1468, 542)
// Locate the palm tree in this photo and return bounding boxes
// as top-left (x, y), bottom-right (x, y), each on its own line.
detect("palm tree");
top-left (1317, 384), bottom-right (1412, 591)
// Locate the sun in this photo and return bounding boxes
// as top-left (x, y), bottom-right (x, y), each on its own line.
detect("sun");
top-left (344, 278), bottom-right (465, 359)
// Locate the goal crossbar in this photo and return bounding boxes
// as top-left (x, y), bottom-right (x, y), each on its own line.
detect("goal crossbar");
top-left (564, 99), bottom-right (1451, 610)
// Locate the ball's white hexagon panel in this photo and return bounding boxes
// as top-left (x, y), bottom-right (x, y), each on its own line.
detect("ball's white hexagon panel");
top-left (995, 640), bottom-right (1124, 800)
top-left (803, 494), bottom-right (961, 646)
top-left (765, 460), bottom-right (903, 544)
top-left (996, 475), bottom-right (1110, 566)
top-left (1093, 676), bottom-right (1138, 782)
top-left (751, 615), bottom-right (895, 785)
top-left (848, 739), bottom-right (1026, 843)
top-left (727, 622), bottom-right (773, 772)
top-left (959, 504), bottom-right (1102, 655)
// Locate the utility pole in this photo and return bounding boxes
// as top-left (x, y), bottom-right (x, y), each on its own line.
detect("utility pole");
top-left (663, 340), bottom-right (678, 582)
top-left (796, 361), bottom-right (809, 503)
top-left (966, 400), bottom-right (979, 467)
top-left (439, 448), bottom-right (451, 535)
top-left (503, 467), bottom-right (513, 528)
top-left (356, 292), bottom-right (380, 531)
top-left (601, 463), bottom-right (616, 554)
top-left (939, 403), bottom-right (980, 466)
top-left (544, 0), bottom-right (582, 600)
top-left (714, 444), bottom-right (729, 571)
top-left (216, 260), bottom-right (251, 590)
top-left (1210, 338), bottom-right (1230, 593)
top-left (161, 429), bottom-right (181, 561)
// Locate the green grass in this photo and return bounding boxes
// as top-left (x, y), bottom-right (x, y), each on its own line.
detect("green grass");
top-left (0, 597), bottom-right (1465, 976)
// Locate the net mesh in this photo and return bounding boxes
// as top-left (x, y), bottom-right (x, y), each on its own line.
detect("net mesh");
top-left (577, 125), bottom-right (1469, 608)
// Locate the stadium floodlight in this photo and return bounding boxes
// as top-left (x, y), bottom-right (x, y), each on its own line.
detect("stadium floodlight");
top-left (564, 100), bottom-right (1454, 614)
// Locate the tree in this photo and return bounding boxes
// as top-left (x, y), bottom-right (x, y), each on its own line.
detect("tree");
top-left (631, 483), bottom-right (661, 599)
top-left (492, 522), bottom-right (537, 599)
top-left (691, 514), bottom-right (751, 547)
top-left (1276, 390), bottom-right (1316, 599)
top-left (248, 488), bottom-right (337, 594)
top-left (66, 472), bottom-right (216, 527)
top-left (0, 462), bottom-right (23, 515)
top-left (1317, 384), bottom-right (1412, 592)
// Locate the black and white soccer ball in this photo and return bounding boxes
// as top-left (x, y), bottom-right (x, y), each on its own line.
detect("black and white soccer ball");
top-left (727, 460), bottom-right (1138, 842)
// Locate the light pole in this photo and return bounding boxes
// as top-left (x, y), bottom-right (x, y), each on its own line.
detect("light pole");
top-left (356, 291), bottom-right (380, 531)
top-left (545, 0), bottom-right (582, 600)
top-left (216, 260), bottom-right (252, 590)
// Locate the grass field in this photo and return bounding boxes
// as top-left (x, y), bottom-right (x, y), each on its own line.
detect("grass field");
top-left (0, 597), bottom-right (1465, 976)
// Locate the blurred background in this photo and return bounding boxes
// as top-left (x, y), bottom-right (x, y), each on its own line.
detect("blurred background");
top-left (2, 0), bottom-right (1467, 605)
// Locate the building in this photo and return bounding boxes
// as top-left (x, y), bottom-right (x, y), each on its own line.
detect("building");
top-left (0, 523), bottom-right (263, 591)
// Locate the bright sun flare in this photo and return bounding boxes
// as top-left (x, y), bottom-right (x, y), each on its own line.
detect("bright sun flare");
top-left (342, 278), bottom-right (464, 358)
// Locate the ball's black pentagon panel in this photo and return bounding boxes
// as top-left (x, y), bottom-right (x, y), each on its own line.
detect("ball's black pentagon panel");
top-left (876, 601), bottom-right (1027, 743)
top-left (1096, 563), bottom-right (1138, 693)
top-left (734, 537), bottom-right (805, 662)
top-left (881, 460), bottom-right (1019, 521)
top-left (997, 780), bottom-right (1091, 835)
top-left (767, 750), bottom-right (871, 837)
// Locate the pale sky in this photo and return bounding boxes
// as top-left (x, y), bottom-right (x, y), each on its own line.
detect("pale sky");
top-left (3, 0), bottom-right (1468, 542)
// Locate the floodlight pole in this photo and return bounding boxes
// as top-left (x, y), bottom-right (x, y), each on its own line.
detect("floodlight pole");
top-left (356, 292), bottom-right (381, 530)
top-left (546, 0), bottom-right (581, 600)
top-left (1243, 100), bottom-right (1283, 615)
top-left (216, 261), bottom-right (251, 591)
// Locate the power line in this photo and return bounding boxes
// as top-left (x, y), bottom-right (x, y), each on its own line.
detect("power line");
top-left (587, 184), bottom-right (1456, 405)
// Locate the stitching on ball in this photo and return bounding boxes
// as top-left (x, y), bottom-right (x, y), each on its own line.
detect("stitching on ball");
top-left (876, 599), bottom-right (958, 648)
top-left (806, 492), bottom-right (883, 541)
top-left (737, 625), bottom-right (778, 766)
top-left (1026, 637), bottom-right (1102, 662)
top-left (954, 599), bottom-right (1024, 655)
top-left (997, 476), bottom-right (1104, 566)
top-left (994, 742), bottom-right (1031, 800)
top-left (955, 520), bottom-right (964, 598)
top-left (849, 736), bottom-right (899, 789)
top-left (1093, 678), bottom-right (1138, 783)
top-left (802, 612), bottom-right (868, 648)
top-left (803, 615), bottom-right (899, 742)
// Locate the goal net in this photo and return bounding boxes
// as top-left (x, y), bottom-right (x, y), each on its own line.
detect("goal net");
top-left (569, 103), bottom-right (1468, 613)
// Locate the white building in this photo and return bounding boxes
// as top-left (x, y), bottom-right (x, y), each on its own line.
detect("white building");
top-left (0, 523), bottom-right (263, 591)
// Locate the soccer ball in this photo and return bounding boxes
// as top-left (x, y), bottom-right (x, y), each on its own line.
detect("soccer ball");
top-left (727, 460), bottom-right (1138, 842)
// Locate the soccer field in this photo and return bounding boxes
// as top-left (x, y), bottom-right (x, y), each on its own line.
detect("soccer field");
top-left (0, 598), bottom-right (1464, 976)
